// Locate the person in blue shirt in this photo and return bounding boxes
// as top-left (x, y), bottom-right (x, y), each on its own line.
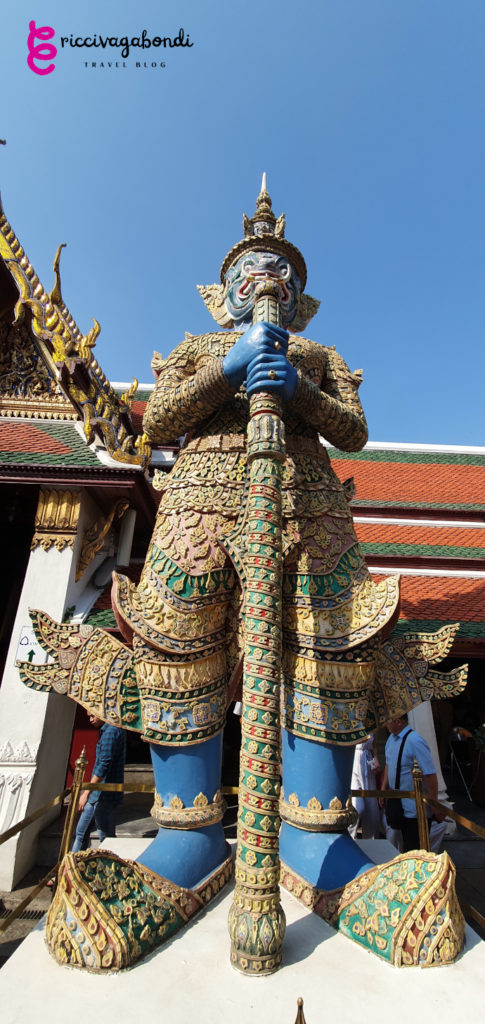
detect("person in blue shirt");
top-left (72, 715), bottom-right (126, 852)
top-left (381, 713), bottom-right (445, 852)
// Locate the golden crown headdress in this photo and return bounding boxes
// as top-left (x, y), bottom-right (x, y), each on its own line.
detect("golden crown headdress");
top-left (198, 175), bottom-right (320, 331)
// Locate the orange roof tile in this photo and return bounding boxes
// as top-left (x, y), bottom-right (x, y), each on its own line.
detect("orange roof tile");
top-left (334, 458), bottom-right (485, 509)
top-left (0, 422), bottom-right (72, 455)
top-left (356, 521), bottom-right (485, 559)
top-left (130, 400), bottom-right (145, 434)
top-left (371, 572), bottom-right (485, 627)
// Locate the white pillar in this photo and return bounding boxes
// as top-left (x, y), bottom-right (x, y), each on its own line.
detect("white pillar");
top-left (407, 700), bottom-right (456, 836)
top-left (407, 702), bottom-right (446, 798)
top-left (0, 489), bottom-right (106, 888)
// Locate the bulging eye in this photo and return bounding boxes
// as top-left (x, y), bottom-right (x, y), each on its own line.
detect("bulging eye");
top-left (241, 258), bottom-right (256, 277)
top-left (279, 260), bottom-right (291, 281)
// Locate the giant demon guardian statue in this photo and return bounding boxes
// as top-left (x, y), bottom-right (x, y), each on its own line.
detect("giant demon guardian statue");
top-left (20, 178), bottom-right (467, 972)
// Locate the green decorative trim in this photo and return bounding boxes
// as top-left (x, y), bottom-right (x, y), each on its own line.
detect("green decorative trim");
top-left (362, 542), bottom-right (485, 560)
top-left (46, 849), bottom-right (233, 971)
top-left (329, 447), bottom-right (485, 467)
top-left (282, 851), bottom-right (465, 967)
top-left (353, 499), bottom-right (485, 511)
top-left (284, 722), bottom-right (368, 744)
top-left (283, 546), bottom-right (363, 599)
top-left (395, 618), bottom-right (485, 639)
top-left (141, 680), bottom-right (226, 745)
top-left (149, 544), bottom-right (235, 600)
top-left (337, 851), bottom-right (465, 966)
top-left (113, 572), bottom-right (227, 656)
top-left (285, 678), bottom-right (370, 700)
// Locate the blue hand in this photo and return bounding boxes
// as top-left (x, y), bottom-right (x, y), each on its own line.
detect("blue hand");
top-left (246, 351), bottom-right (298, 402)
top-left (222, 322), bottom-right (289, 389)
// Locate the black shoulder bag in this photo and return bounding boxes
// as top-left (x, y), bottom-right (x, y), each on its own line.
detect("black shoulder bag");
top-left (385, 729), bottom-right (412, 830)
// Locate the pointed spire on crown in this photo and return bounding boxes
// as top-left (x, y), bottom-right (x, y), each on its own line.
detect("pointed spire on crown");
top-left (220, 174), bottom-right (306, 289)
top-left (242, 173), bottom-right (286, 240)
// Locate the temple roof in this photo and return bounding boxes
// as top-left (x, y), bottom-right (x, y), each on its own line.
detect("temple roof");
top-left (329, 442), bottom-right (485, 653)
top-left (356, 522), bottom-right (485, 563)
top-left (394, 575), bottom-right (485, 641)
top-left (0, 419), bottom-right (103, 469)
top-left (0, 203), bottom-right (150, 471)
top-left (330, 444), bottom-right (485, 513)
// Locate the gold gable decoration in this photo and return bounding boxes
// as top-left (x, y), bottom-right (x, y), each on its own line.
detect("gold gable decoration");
top-left (31, 489), bottom-right (81, 552)
top-left (0, 320), bottom-right (76, 420)
top-left (0, 206), bottom-right (150, 469)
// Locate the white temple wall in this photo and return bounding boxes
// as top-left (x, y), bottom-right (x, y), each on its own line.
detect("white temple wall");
top-left (0, 488), bottom-right (106, 889)
top-left (407, 700), bottom-right (456, 837)
top-left (407, 701), bottom-right (448, 800)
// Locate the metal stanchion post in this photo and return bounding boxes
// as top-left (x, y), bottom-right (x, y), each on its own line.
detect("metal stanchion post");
top-left (412, 762), bottom-right (430, 851)
top-left (58, 747), bottom-right (88, 864)
top-left (295, 998), bottom-right (307, 1024)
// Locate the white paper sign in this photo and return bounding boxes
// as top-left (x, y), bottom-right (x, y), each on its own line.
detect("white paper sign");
top-left (17, 626), bottom-right (49, 665)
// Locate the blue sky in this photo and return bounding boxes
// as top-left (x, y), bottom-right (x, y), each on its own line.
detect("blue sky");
top-left (2, 1), bottom-right (483, 444)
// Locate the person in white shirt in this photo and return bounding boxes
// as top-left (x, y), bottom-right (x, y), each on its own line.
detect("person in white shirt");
top-left (380, 713), bottom-right (445, 852)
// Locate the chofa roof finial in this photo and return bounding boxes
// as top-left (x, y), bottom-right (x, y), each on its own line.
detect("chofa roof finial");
top-left (49, 242), bottom-right (67, 305)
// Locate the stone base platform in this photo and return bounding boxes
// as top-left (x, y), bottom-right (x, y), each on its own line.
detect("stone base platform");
top-left (0, 839), bottom-right (483, 1024)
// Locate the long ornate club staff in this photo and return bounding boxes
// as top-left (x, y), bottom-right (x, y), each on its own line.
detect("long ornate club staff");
top-left (228, 275), bottom-right (287, 975)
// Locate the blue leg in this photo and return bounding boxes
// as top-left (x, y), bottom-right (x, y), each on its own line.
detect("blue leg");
top-left (138, 733), bottom-right (230, 889)
top-left (280, 730), bottom-right (375, 891)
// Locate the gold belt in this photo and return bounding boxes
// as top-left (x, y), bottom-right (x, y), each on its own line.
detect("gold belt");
top-left (180, 434), bottom-right (329, 458)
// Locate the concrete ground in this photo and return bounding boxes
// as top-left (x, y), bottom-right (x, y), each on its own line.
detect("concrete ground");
top-left (442, 783), bottom-right (485, 939)
top-left (0, 866), bottom-right (51, 968)
top-left (2, 839), bottom-right (484, 1024)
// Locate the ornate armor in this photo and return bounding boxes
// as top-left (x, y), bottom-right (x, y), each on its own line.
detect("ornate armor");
top-left (113, 330), bottom-right (399, 751)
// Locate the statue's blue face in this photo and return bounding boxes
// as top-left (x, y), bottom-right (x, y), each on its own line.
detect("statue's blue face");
top-left (225, 251), bottom-right (301, 327)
